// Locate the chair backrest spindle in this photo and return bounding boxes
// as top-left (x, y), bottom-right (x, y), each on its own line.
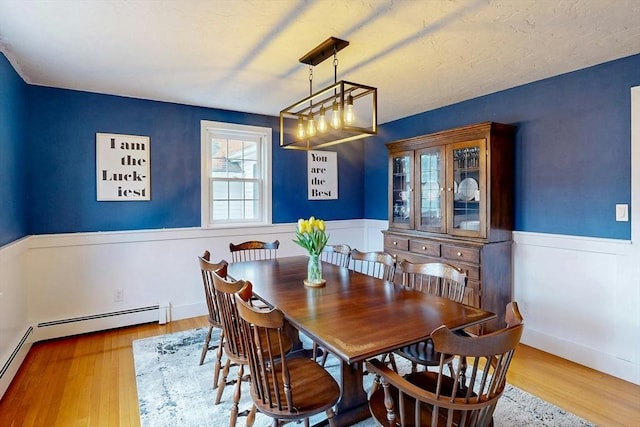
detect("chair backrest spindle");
top-left (396, 260), bottom-right (467, 303)
top-left (321, 244), bottom-right (351, 268)
top-left (349, 249), bottom-right (396, 282)
top-left (198, 254), bottom-right (229, 327)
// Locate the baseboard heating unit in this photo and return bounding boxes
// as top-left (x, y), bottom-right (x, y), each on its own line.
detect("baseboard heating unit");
top-left (0, 326), bottom-right (33, 381)
top-left (37, 305), bottom-right (161, 327)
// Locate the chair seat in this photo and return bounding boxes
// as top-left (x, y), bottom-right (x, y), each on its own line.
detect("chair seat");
top-left (250, 356), bottom-right (340, 420)
top-left (395, 338), bottom-right (454, 367)
top-left (369, 371), bottom-right (492, 427)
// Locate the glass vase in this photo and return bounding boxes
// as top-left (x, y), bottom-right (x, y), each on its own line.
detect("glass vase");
top-left (305, 253), bottom-right (324, 286)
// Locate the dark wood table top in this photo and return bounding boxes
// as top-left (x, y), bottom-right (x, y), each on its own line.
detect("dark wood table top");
top-left (228, 256), bottom-right (495, 364)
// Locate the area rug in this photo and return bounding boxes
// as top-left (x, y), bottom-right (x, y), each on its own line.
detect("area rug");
top-left (133, 328), bottom-right (594, 427)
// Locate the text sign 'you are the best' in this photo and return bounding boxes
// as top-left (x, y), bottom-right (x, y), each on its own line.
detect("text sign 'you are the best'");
top-left (308, 150), bottom-right (337, 200)
top-left (96, 133), bottom-right (150, 201)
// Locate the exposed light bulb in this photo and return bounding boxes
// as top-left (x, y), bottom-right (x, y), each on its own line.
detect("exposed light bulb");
top-left (317, 106), bottom-right (328, 133)
top-left (307, 112), bottom-right (317, 137)
top-left (331, 101), bottom-right (341, 129)
top-left (345, 94), bottom-right (355, 124)
top-left (297, 116), bottom-right (306, 139)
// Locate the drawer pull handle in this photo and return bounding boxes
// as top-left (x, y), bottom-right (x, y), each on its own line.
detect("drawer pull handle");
top-left (457, 252), bottom-right (462, 257)
top-left (393, 241), bottom-right (397, 246)
top-left (421, 246), bottom-right (427, 250)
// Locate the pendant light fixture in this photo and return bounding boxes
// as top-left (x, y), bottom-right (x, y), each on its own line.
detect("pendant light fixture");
top-left (280, 37), bottom-right (377, 150)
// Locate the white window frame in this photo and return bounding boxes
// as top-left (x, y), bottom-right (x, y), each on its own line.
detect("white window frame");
top-left (200, 120), bottom-right (272, 228)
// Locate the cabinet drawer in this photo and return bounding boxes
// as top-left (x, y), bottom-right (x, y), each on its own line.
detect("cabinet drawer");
top-left (409, 240), bottom-right (440, 257)
top-left (384, 235), bottom-right (409, 251)
top-left (442, 245), bottom-right (480, 264)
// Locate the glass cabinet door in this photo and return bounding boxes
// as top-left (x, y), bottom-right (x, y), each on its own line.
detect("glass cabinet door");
top-left (447, 139), bottom-right (486, 238)
top-left (389, 151), bottom-right (413, 229)
top-left (416, 147), bottom-right (445, 233)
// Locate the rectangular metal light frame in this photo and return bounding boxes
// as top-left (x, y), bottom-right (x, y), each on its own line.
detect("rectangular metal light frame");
top-left (279, 80), bottom-right (377, 150)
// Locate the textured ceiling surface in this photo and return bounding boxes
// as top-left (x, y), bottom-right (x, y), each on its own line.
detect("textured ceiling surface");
top-left (1, 0), bottom-right (639, 124)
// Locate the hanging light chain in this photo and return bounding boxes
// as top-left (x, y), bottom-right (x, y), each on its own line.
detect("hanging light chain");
top-left (333, 53), bottom-right (338, 84)
top-left (307, 65), bottom-right (316, 137)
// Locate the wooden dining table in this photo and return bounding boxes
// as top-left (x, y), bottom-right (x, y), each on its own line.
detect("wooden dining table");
top-left (227, 255), bottom-right (495, 427)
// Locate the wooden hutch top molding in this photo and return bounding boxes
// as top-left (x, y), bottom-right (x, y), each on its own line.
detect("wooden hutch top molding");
top-left (385, 121), bottom-right (516, 154)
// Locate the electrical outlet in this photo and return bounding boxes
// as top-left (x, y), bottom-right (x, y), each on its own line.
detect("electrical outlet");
top-left (615, 204), bottom-right (629, 222)
top-left (114, 288), bottom-right (124, 302)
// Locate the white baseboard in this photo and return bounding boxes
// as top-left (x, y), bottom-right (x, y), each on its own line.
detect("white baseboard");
top-left (522, 328), bottom-right (640, 385)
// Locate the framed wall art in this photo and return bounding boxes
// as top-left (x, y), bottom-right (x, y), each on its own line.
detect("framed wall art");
top-left (96, 133), bottom-right (150, 201)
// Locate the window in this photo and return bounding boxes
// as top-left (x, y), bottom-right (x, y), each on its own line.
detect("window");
top-left (201, 121), bottom-right (272, 227)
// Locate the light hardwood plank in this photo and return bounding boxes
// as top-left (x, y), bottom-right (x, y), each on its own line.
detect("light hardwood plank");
top-left (507, 344), bottom-right (640, 427)
top-left (1, 316), bottom-right (638, 426)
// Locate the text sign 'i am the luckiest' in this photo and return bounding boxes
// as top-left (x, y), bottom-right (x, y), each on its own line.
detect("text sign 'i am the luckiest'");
top-left (96, 133), bottom-right (150, 201)
top-left (308, 150), bottom-right (338, 200)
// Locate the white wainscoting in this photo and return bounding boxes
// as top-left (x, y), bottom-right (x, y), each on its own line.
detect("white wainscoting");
top-left (24, 220), bottom-right (374, 341)
top-left (0, 237), bottom-right (31, 398)
top-left (2, 218), bottom-right (638, 400)
top-left (514, 231), bottom-right (639, 385)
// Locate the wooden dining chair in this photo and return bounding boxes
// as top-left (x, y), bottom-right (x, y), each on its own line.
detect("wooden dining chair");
top-left (235, 295), bottom-right (341, 427)
top-left (197, 251), bottom-right (229, 390)
top-left (367, 302), bottom-right (524, 427)
top-left (229, 240), bottom-right (279, 262)
top-left (393, 260), bottom-right (468, 373)
top-left (321, 243), bottom-right (351, 268)
top-left (349, 249), bottom-right (396, 281)
top-left (212, 271), bottom-right (293, 427)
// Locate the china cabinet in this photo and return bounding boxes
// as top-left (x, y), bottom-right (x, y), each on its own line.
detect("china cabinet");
top-left (384, 122), bottom-right (515, 333)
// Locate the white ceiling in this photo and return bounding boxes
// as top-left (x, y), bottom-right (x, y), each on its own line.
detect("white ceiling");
top-left (1, 0), bottom-right (639, 124)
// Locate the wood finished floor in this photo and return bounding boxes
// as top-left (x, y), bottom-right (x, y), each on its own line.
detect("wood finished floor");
top-left (1, 315), bottom-right (638, 426)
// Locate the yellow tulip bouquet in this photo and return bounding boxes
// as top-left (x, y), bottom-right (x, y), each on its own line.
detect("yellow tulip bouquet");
top-left (293, 216), bottom-right (329, 255)
top-left (294, 216), bottom-right (329, 285)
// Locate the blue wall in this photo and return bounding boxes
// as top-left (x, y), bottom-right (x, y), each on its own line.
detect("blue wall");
top-left (0, 54), bottom-right (27, 247)
top-left (23, 87), bottom-right (364, 235)
top-left (366, 53), bottom-right (639, 240)
top-left (2, 52), bottom-right (637, 243)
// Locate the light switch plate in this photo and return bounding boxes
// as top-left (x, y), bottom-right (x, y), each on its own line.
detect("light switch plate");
top-left (616, 204), bottom-right (629, 222)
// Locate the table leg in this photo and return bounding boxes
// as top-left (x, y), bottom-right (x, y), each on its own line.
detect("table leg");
top-left (284, 320), bottom-right (304, 351)
top-left (284, 321), bottom-right (324, 359)
top-left (332, 360), bottom-right (370, 427)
